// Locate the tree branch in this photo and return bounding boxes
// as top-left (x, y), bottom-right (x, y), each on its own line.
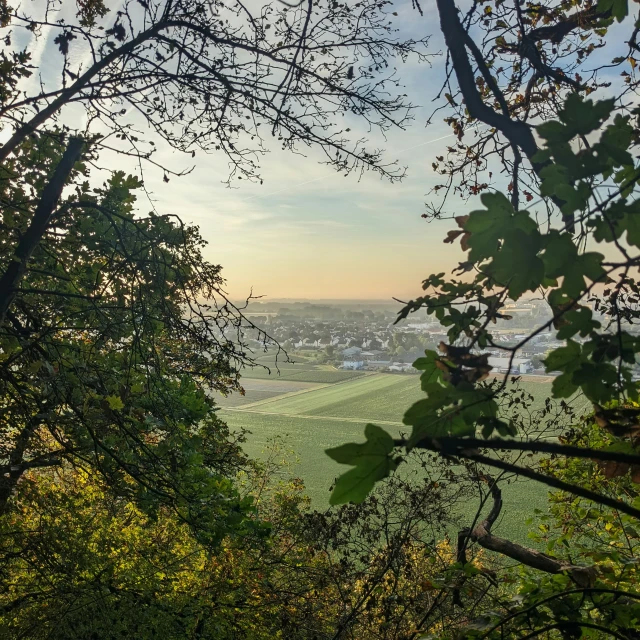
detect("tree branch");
top-left (435, 0), bottom-right (540, 164)
top-left (401, 436), bottom-right (640, 467)
top-left (464, 479), bottom-right (597, 586)
top-left (457, 451), bottom-right (640, 521)
top-left (0, 137), bottom-right (84, 328)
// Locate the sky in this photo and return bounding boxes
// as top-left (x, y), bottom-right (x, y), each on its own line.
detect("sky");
top-left (144, 119), bottom-right (461, 301)
top-left (5, 0), bottom-right (466, 301)
top-left (9, 0), bottom-right (626, 302)
top-left (146, 3), bottom-right (625, 303)
top-left (137, 2), bottom-right (460, 301)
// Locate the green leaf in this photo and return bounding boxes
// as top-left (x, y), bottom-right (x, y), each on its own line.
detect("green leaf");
top-left (539, 164), bottom-right (571, 198)
top-left (484, 228), bottom-right (544, 299)
top-left (557, 306), bottom-right (601, 339)
top-left (326, 423), bottom-right (394, 465)
top-left (559, 95), bottom-right (615, 134)
top-left (537, 120), bottom-right (572, 144)
top-left (542, 233), bottom-right (604, 297)
top-left (544, 340), bottom-right (581, 372)
top-left (327, 424), bottom-right (397, 504)
top-left (105, 395), bottom-right (124, 410)
top-left (479, 191), bottom-right (513, 213)
top-left (552, 373), bottom-right (579, 398)
top-left (329, 458), bottom-right (398, 505)
top-left (325, 442), bottom-right (366, 465)
top-left (597, 0), bottom-right (628, 22)
top-left (542, 232), bottom-right (577, 277)
top-left (413, 350), bottom-right (444, 389)
top-left (573, 362), bottom-right (619, 403)
top-left (625, 211), bottom-right (640, 247)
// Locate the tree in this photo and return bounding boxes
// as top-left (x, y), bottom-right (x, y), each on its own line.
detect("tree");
top-left (423, 0), bottom-right (627, 219)
top-left (0, 454), bottom-right (333, 639)
top-left (0, 0), bottom-right (431, 183)
top-left (0, 133), bottom-right (272, 540)
top-left (0, 438), bottom-right (485, 639)
top-left (327, 0), bottom-right (640, 634)
top-left (459, 418), bottom-right (640, 639)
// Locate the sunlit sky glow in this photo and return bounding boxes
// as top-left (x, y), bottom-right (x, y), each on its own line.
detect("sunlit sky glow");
top-left (8, 0), bottom-right (628, 300)
top-left (128, 1), bottom-right (459, 301)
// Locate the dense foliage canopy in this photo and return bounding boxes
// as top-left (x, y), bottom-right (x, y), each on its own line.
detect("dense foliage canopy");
top-left (6, 0), bottom-right (640, 637)
top-left (327, 0), bottom-right (640, 635)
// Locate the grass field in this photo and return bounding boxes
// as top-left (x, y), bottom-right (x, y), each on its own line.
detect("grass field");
top-left (221, 409), bottom-right (549, 542)
top-left (239, 361), bottom-right (365, 383)
top-left (218, 372), bottom-right (576, 543)
top-left (214, 379), bottom-right (325, 408)
top-left (248, 374), bottom-right (422, 422)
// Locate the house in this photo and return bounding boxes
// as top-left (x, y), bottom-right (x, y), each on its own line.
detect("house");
top-left (342, 346), bottom-right (364, 370)
top-left (342, 359), bottom-right (364, 370)
top-left (366, 360), bottom-right (391, 370)
top-left (388, 362), bottom-right (417, 373)
top-left (488, 356), bottom-right (534, 375)
top-left (360, 350), bottom-right (386, 361)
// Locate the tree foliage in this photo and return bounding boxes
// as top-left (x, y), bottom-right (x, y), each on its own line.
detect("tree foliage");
top-left (0, 132), bottom-right (276, 542)
top-left (1, 442), bottom-right (485, 639)
top-left (329, 0), bottom-right (640, 635)
top-left (0, 0), bottom-right (431, 182)
top-left (7, 0), bottom-right (640, 636)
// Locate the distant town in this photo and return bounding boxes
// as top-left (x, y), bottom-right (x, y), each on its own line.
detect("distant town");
top-left (241, 298), bottom-right (640, 378)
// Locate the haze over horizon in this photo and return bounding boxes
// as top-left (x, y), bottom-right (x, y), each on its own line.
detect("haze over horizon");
top-left (6, 0), bottom-right (629, 300)
top-left (9, 0), bottom-right (467, 301)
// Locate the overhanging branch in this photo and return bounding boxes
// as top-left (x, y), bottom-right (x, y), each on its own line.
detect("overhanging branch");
top-left (464, 479), bottom-right (597, 586)
top-left (435, 0), bottom-right (540, 165)
top-left (400, 436), bottom-right (640, 467)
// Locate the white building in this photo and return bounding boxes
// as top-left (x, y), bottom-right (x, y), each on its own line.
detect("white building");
top-left (488, 356), bottom-right (534, 375)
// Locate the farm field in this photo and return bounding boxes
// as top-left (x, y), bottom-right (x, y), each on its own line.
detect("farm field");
top-left (213, 379), bottom-right (324, 408)
top-left (218, 371), bottom-right (585, 542)
top-left (220, 409), bottom-right (549, 542)
top-left (242, 373), bottom-right (420, 422)
top-left (239, 358), bottom-right (365, 384)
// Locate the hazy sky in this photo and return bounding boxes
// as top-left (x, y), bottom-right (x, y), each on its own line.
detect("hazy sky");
top-left (4, 2), bottom-right (511, 300)
top-left (7, 0), bottom-right (631, 301)
top-left (145, 114), bottom-right (461, 301)
top-left (137, 2), bottom-right (460, 301)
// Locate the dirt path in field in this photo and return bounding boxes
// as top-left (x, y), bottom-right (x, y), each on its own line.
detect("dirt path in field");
top-left (222, 406), bottom-right (404, 427)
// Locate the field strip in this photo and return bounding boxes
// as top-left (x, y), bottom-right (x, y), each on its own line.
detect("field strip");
top-left (242, 371), bottom-right (379, 410)
top-left (238, 383), bottom-right (329, 409)
top-left (257, 374), bottom-right (408, 416)
top-left (223, 407), bottom-right (404, 427)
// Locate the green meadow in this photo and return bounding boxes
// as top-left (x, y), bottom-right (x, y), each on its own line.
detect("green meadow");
top-left (217, 367), bottom-right (575, 543)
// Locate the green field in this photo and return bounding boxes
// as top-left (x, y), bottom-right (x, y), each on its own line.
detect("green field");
top-left (215, 390), bottom-right (284, 407)
top-left (239, 361), bottom-right (364, 383)
top-left (219, 372), bottom-right (572, 542)
top-left (214, 378), bottom-right (325, 408)
top-left (248, 374), bottom-right (423, 422)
